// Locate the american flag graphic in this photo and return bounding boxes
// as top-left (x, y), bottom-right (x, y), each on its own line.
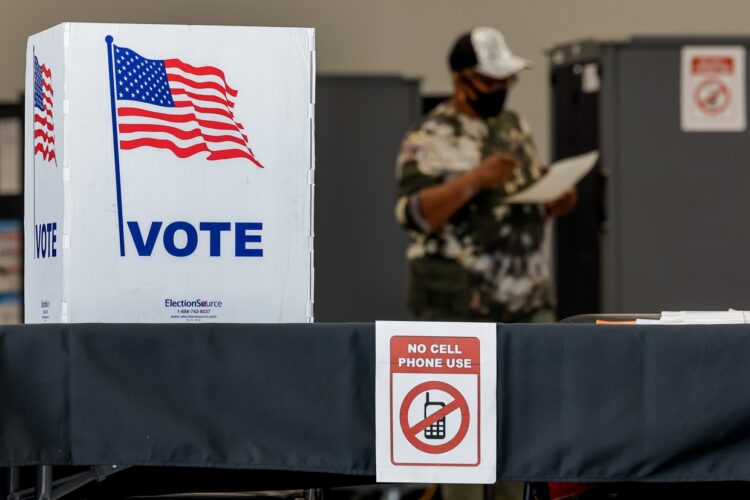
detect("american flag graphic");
top-left (33, 55), bottom-right (56, 163)
top-left (113, 44), bottom-right (264, 168)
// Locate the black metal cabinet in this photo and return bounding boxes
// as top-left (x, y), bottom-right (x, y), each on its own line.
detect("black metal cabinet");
top-left (549, 42), bottom-right (605, 318)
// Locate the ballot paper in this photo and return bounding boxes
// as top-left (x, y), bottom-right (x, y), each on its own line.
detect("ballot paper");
top-left (660, 310), bottom-right (745, 324)
top-left (505, 150), bottom-right (599, 204)
top-left (635, 310), bottom-right (750, 325)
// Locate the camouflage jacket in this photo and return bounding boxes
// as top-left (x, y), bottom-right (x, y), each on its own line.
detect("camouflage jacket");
top-left (395, 100), bottom-right (554, 322)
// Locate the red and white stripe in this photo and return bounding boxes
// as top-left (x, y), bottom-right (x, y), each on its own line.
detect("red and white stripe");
top-left (34, 64), bottom-right (56, 163)
top-left (116, 59), bottom-right (263, 168)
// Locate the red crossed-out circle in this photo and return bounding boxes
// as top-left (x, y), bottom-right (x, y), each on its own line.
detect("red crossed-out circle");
top-left (694, 78), bottom-right (731, 116)
top-left (399, 380), bottom-right (470, 454)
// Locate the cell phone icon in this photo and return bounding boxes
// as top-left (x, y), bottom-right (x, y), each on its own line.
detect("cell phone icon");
top-left (424, 392), bottom-right (446, 440)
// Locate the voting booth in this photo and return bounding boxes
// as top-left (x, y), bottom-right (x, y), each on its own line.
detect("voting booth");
top-left (25, 23), bottom-right (315, 323)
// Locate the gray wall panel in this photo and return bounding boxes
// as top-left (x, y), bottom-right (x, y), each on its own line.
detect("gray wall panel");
top-left (314, 76), bottom-right (419, 321)
top-left (613, 44), bottom-right (750, 311)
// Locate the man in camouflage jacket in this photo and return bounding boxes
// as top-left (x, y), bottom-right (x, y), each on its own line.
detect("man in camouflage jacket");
top-left (396, 27), bottom-right (577, 324)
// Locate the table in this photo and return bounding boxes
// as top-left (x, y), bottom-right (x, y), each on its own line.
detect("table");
top-left (3, 323), bottom-right (750, 497)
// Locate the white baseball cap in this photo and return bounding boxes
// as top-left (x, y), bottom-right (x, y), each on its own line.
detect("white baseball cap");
top-left (448, 27), bottom-right (532, 79)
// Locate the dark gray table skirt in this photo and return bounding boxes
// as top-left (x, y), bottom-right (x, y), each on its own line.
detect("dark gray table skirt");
top-left (1, 323), bottom-right (749, 482)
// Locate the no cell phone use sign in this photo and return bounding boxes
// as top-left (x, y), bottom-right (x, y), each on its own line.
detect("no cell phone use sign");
top-left (681, 46), bottom-right (746, 132)
top-left (376, 321), bottom-right (496, 484)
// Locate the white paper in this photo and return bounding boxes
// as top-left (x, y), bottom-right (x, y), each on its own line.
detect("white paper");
top-left (639, 310), bottom-right (750, 325)
top-left (505, 150), bottom-right (598, 204)
top-left (663, 310), bottom-right (745, 324)
top-left (376, 321), bottom-right (497, 484)
top-left (635, 319), bottom-right (661, 325)
top-left (681, 46), bottom-right (746, 132)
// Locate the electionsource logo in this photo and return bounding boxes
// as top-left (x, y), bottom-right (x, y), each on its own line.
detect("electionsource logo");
top-left (165, 298), bottom-right (223, 308)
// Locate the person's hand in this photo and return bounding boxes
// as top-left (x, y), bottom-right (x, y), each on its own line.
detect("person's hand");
top-left (471, 153), bottom-right (519, 189)
top-left (545, 188), bottom-right (578, 218)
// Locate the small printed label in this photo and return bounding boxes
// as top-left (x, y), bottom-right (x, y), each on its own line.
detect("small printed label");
top-left (164, 298), bottom-right (225, 322)
top-left (40, 300), bottom-right (50, 321)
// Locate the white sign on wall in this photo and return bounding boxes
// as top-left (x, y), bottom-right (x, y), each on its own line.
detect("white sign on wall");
top-left (25, 23), bottom-right (315, 323)
top-left (376, 321), bottom-right (497, 484)
top-left (681, 46), bottom-right (746, 132)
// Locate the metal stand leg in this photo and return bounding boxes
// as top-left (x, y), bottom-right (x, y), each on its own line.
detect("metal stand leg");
top-left (522, 482), bottom-right (549, 500)
top-left (304, 488), bottom-right (323, 500)
top-left (9, 465), bottom-right (126, 500)
top-left (522, 482), bottom-right (531, 500)
top-left (53, 465), bottom-right (126, 499)
top-left (9, 467), bottom-right (20, 493)
top-left (4, 467), bottom-right (20, 499)
top-left (35, 466), bottom-right (52, 500)
top-left (484, 484), bottom-right (494, 500)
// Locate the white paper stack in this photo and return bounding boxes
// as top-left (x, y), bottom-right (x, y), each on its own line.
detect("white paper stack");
top-left (636, 310), bottom-right (750, 325)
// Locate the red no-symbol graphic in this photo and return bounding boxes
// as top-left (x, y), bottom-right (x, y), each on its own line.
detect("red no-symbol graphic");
top-left (694, 78), bottom-right (731, 116)
top-left (399, 381), bottom-right (470, 454)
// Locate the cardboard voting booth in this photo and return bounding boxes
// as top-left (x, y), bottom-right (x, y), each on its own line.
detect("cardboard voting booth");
top-left (25, 23), bottom-right (315, 323)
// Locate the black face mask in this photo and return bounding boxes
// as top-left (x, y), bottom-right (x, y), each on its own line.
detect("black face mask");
top-left (462, 77), bottom-right (507, 119)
